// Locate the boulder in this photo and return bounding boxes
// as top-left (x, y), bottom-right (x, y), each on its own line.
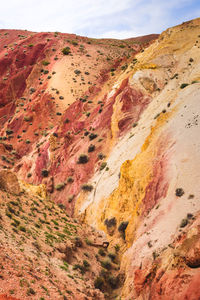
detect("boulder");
top-left (0, 170), bottom-right (21, 195)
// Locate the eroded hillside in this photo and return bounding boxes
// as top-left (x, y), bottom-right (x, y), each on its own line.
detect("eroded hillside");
top-left (0, 18), bottom-right (199, 300)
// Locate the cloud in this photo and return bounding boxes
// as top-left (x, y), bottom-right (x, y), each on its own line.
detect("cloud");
top-left (0, 0), bottom-right (199, 38)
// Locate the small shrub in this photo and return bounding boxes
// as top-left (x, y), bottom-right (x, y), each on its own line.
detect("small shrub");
top-left (85, 238), bottom-right (92, 245)
top-left (108, 252), bottom-right (116, 262)
top-left (42, 60), bottom-right (50, 66)
top-left (98, 152), bottom-right (105, 160)
top-left (81, 184), bottom-right (93, 191)
top-left (19, 226), bottom-right (26, 232)
top-left (101, 259), bottom-right (111, 270)
top-left (73, 264), bottom-right (85, 274)
top-left (83, 260), bottom-right (90, 268)
top-left (187, 213), bottom-right (193, 219)
top-left (29, 87), bottom-right (36, 94)
top-left (89, 133), bottom-right (98, 140)
top-left (175, 188), bottom-right (184, 197)
top-left (180, 83), bottom-right (189, 89)
top-left (104, 217), bottom-right (116, 228)
top-left (27, 288), bottom-right (36, 295)
top-left (88, 144), bottom-right (95, 152)
top-left (180, 218), bottom-right (188, 228)
top-left (118, 221), bottom-right (129, 239)
top-left (100, 162), bottom-right (107, 170)
top-left (114, 244), bottom-right (120, 252)
top-left (24, 116), bottom-right (32, 122)
top-left (74, 69), bottom-right (81, 75)
top-left (77, 154), bottom-right (89, 164)
top-left (41, 169), bottom-right (49, 177)
top-left (6, 129), bottom-right (13, 135)
top-left (67, 176), bottom-right (74, 183)
top-left (108, 275), bottom-right (119, 289)
top-left (62, 47), bottom-right (71, 55)
top-left (94, 276), bottom-right (104, 290)
top-left (72, 40), bottom-right (78, 46)
top-left (55, 183), bottom-right (65, 191)
top-left (98, 248), bottom-right (106, 256)
top-left (74, 236), bottom-right (82, 247)
top-left (64, 118), bottom-right (70, 123)
top-left (68, 195), bottom-right (74, 203)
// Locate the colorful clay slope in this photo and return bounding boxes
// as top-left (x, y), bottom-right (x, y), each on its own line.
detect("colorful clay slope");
top-left (0, 17), bottom-right (199, 300)
top-left (0, 28), bottom-right (156, 215)
top-left (75, 18), bottom-right (200, 299)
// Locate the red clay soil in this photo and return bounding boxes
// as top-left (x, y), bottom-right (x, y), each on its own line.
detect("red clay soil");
top-left (0, 29), bottom-right (158, 214)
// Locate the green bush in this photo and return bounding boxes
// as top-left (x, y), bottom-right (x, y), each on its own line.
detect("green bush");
top-left (55, 183), bottom-right (65, 191)
top-left (62, 47), bottom-right (71, 55)
top-left (42, 60), bottom-right (50, 66)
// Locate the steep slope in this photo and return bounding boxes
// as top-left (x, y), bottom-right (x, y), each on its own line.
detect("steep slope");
top-left (0, 171), bottom-right (115, 300)
top-left (0, 29), bottom-right (156, 215)
top-left (0, 29), bottom-right (158, 299)
top-left (75, 18), bottom-right (200, 299)
top-left (0, 18), bottom-right (200, 300)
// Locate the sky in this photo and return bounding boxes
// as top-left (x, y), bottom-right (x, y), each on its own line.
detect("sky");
top-left (0, 0), bottom-right (200, 39)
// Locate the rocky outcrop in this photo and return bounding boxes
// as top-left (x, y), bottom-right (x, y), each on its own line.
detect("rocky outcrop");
top-left (0, 170), bottom-right (20, 195)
